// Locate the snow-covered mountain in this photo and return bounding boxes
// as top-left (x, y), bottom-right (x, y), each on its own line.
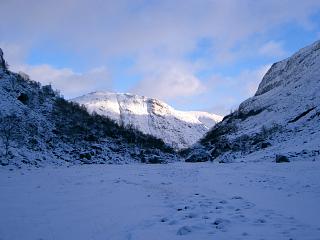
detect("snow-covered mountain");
top-left (186, 40), bottom-right (320, 162)
top-left (0, 48), bottom-right (178, 166)
top-left (72, 92), bottom-right (222, 149)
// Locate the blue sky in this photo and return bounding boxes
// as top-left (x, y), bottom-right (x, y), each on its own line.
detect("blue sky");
top-left (1, 0), bottom-right (320, 115)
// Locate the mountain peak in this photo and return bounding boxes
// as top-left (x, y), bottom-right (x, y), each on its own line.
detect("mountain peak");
top-left (73, 92), bottom-right (222, 149)
top-left (255, 40), bottom-right (320, 96)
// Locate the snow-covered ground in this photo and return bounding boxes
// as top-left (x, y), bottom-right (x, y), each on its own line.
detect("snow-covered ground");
top-left (1, 162), bottom-right (320, 240)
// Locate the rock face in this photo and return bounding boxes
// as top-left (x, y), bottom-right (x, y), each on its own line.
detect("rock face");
top-left (0, 48), bottom-right (5, 69)
top-left (187, 40), bottom-right (320, 162)
top-left (72, 92), bottom-right (222, 149)
top-left (0, 48), bottom-right (177, 166)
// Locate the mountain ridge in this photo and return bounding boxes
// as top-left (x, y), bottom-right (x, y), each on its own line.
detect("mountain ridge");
top-left (72, 91), bottom-right (222, 149)
top-left (186, 40), bottom-right (320, 163)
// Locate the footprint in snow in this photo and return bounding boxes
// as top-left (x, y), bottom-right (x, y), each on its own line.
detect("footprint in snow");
top-left (231, 195), bottom-right (243, 200)
top-left (177, 226), bottom-right (192, 235)
top-left (211, 218), bottom-right (231, 231)
top-left (255, 218), bottom-right (267, 224)
top-left (185, 213), bottom-right (198, 219)
top-left (169, 220), bottom-right (178, 225)
top-left (160, 217), bottom-right (169, 223)
top-left (243, 201), bottom-right (255, 209)
top-left (219, 200), bottom-right (228, 204)
top-left (232, 214), bottom-right (247, 221)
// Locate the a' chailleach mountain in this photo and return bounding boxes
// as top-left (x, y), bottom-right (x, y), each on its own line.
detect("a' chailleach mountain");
top-left (1, 40), bottom-right (319, 166)
top-left (186, 40), bottom-right (320, 163)
top-left (72, 92), bottom-right (222, 149)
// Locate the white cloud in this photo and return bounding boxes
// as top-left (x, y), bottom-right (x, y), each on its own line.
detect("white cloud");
top-left (0, 43), bottom-right (112, 98)
top-left (12, 64), bottom-right (111, 98)
top-left (1, 1), bottom-right (320, 108)
top-left (258, 41), bottom-right (286, 58)
top-left (0, 42), bottom-right (28, 66)
top-left (207, 65), bottom-right (271, 115)
top-left (131, 62), bottom-right (205, 100)
top-left (235, 65), bottom-right (272, 96)
top-left (1, 1), bottom-right (319, 61)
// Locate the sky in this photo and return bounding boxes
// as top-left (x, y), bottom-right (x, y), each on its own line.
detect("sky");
top-left (1, 0), bottom-right (320, 115)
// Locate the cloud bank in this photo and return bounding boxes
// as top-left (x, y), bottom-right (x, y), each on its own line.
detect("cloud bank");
top-left (1, 0), bottom-right (320, 113)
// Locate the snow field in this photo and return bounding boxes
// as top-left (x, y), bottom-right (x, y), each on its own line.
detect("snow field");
top-left (1, 161), bottom-right (320, 240)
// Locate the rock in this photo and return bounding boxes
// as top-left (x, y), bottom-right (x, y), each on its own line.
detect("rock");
top-left (276, 155), bottom-right (290, 163)
top-left (17, 93), bottom-right (29, 104)
top-left (160, 217), bottom-right (168, 223)
top-left (80, 152), bottom-right (92, 160)
top-left (260, 142), bottom-right (271, 149)
top-left (185, 148), bottom-right (211, 162)
top-left (0, 159), bottom-right (9, 166)
top-left (0, 48), bottom-right (5, 69)
top-left (147, 156), bottom-right (165, 164)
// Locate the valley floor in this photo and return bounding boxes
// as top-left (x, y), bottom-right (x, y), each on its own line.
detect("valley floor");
top-left (1, 161), bottom-right (320, 240)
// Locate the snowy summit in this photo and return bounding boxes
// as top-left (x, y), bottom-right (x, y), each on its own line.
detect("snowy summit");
top-left (73, 92), bottom-right (222, 149)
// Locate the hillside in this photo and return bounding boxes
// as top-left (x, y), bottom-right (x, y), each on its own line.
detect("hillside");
top-left (186, 40), bottom-right (320, 163)
top-left (0, 48), bottom-right (177, 166)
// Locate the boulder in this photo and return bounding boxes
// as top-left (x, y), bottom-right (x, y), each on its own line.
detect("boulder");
top-left (185, 148), bottom-right (211, 162)
top-left (276, 155), bottom-right (290, 163)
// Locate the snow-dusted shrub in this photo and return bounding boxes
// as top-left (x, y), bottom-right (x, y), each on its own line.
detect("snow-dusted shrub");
top-left (18, 71), bottom-right (30, 81)
top-left (0, 114), bottom-right (22, 156)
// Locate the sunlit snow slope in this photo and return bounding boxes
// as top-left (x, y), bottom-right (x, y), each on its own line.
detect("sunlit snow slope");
top-left (73, 92), bottom-right (222, 149)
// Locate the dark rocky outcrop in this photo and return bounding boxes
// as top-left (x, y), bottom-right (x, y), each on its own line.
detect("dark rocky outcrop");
top-left (276, 155), bottom-right (290, 163)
